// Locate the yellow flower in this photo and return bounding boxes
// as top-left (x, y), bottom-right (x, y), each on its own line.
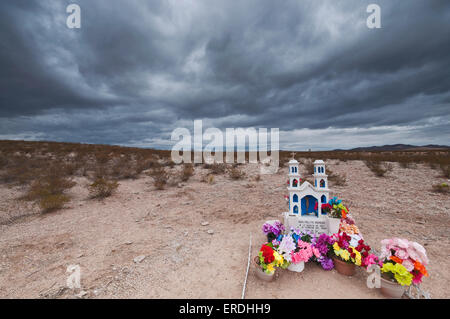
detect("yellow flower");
top-left (273, 251), bottom-right (284, 266)
top-left (266, 263), bottom-right (275, 274)
top-left (354, 250), bottom-right (362, 266)
top-left (381, 262), bottom-right (413, 286)
top-left (341, 250), bottom-right (350, 261)
top-left (333, 242), bottom-right (340, 251)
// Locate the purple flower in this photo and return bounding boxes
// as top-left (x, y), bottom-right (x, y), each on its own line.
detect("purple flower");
top-left (320, 257), bottom-right (334, 270)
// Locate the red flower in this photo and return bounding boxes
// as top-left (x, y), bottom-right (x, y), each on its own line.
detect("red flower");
top-left (351, 253), bottom-right (356, 259)
top-left (362, 251), bottom-right (368, 258)
top-left (260, 245), bottom-right (275, 264)
top-left (358, 239), bottom-right (364, 245)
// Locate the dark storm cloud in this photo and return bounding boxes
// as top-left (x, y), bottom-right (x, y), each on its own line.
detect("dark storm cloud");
top-left (0, 0), bottom-right (449, 149)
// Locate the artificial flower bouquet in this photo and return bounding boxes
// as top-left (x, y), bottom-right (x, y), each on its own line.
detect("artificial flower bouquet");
top-left (379, 238), bottom-right (429, 286)
top-left (328, 196), bottom-right (348, 219)
top-left (262, 220), bottom-right (285, 243)
top-left (313, 233), bottom-right (335, 270)
top-left (339, 215), bottom-right (360, 235)
top-left (332, 233), bottom-right (362, 266)
top-left (257, 243), bottom-right (288, 275)
top-left (285, 229), bottom-right (320, 265)
top-left (332, 233), bottom-right (382, 270)
top-left (321, 203), bottom-right (332, 214)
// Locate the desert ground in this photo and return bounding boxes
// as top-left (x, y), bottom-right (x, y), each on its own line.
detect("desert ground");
top-left (0, 156), bottom-right (449, 299)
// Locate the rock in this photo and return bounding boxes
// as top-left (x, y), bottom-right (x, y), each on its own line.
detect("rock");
top-left (201, 221), bottom-right (209, 226)
top-left (77, 253), bottom-right (85, 258)
top-left (75, 290), bottom-right (88, 298)
top-left (133, 255), bottom-right (146, 263)
top-left (124, 241), bottom-right (133, 245)
top-left (207, 229), bottom-right (214, 235)
top-left (183, 231), bottom-right (189, 236)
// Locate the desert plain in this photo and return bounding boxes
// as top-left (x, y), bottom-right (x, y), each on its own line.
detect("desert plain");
top-left (0, 143), bottom-right (449, 299)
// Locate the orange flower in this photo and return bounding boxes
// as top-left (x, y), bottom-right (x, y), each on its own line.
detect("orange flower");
top-left (342, 206), bottom-right (348, 219)
top-left (414, 260), bottom-right (429, 277)
top-left (390, 256), bottom-right (403, 264)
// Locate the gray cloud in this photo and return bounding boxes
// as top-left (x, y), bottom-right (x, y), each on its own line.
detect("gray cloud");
top-left (0, 0), bottom-right (449, 149)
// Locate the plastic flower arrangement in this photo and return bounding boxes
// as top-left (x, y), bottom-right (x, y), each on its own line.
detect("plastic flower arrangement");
top-left (313, 233), bottom-right (335, 270)
top-left (332, 233), bottom-right (362, 266)
top-left (328, 197), bottom-right (348, 219)
top-left (379, 238), bottom-right (429, 286)
top-left (340, 220), bottom-right (360, 235)
top-left (262, 221), bottom-right (285, 243)
top-left (321, 203), bottom-right (332, 214)
top-left (258, 244), bottom-right (283, 274)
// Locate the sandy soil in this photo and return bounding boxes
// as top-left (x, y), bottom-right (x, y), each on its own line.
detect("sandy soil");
top-left (0, 160), bottom-right (448, 299)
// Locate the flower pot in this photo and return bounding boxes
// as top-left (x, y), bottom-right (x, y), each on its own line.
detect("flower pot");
top-left (380, 276), bottom-right (406, 299)
top-left (253, 256), bottom-right (275, 282)
top-left (287, 262), bottom-right (305, 273)
top-left (328, 217), bottom-right (341, 235)
top-left (332, 257), bottom-right (355, 276)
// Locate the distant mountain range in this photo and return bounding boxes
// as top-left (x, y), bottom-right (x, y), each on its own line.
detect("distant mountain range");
top-left (335, 144), bottom-right (450, 152)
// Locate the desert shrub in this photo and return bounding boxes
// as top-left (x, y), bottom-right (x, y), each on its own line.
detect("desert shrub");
top-left (180, 164), bottom-right (194, 182)
top-left (38, 194), bottom-right (70, 213)
top-left (148, 167), bottom-right (168, 190)
top-left (432, 182), bottom-right (449, 194)
top-left (327, 169), bottom-right (347, 186)
top-left (364, 160), bottom-right (393, 177)
top-left (163, 160), bottom-right (176, 168)
top-left (201, 173), bottom-right (215, 184)
top-left (440, 165), bottom-right (450, 178)
top-left (0, 154), bottom-right (8, 169)
top-left (89, 178), bottom-right (119, 198)
top-left (254, 174), bottom-right (261, 182)
top-left (23, 172), bottom-right (75, 213)
top-left (209, 163), bottom-right (227, 175)
top-left (228, 167), bottom-right (245, 180)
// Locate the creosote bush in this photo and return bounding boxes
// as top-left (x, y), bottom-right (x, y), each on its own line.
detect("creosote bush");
top-left (228, 167), bottom-right (245, 180)
top-left (201, 173), bottom-right (215, 184)
top-left (209, 163), bottom-right (227, 175)
top-left (364, 160), bottom-right (393, 177)
top-left (24, 173), bottom-right (75, 213)
top-left (180, 164), bottom-right (194, 182)
top-left (89, 178), bottom-right (119, 198)
top-left (148, 167), bottom-right (168, 190)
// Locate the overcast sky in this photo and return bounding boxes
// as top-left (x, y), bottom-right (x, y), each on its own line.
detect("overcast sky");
top-left (1, 0), bottom-right (449, 150)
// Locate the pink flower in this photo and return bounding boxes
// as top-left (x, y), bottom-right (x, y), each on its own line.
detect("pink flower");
top-left (363, 253), bottom-right (383, 268)
top-left (402, 259), bottom-right (414, 272)
top-left (412, 272), bottom-right (424, 284)
top-left (312, 247), bottom-right (321, 259)
top-left (395, 248), bottom-right (409, 260)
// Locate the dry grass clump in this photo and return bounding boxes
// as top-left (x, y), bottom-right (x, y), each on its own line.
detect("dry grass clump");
top-left (89, 178), bottom-right (119, 199)
top-left (23, 172), bottom-right (75, 213)
top-left (364, 160), bottom-right (394, 177)
top-left (432, 182), bottom-right (449, 194)
top-left (180, 164), bottom-right (194, 182)
top-left (208, 163), bottom-right (227, 175)
top-left (440, 165), bottom-right (450, 178)
top-left (201, 173), bottom-right (215, 184)
top-left (148, 167), bottom-right (168, 190)
top-left (228, 167), bottom-right (245, 180)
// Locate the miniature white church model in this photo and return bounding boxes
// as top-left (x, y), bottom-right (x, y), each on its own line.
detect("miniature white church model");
top-left (283, 159), bottom-right (331, 235)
